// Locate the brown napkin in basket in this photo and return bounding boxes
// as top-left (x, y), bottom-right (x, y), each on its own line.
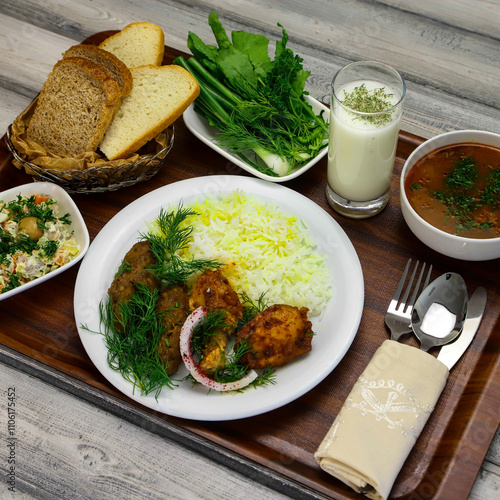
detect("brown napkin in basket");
top-left (314, 340), bottom-right (449, 500)
top-left (10, 99), bottom-right (168, 173)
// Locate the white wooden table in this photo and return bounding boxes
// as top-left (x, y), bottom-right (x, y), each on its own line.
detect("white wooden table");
top-left (0, 1), bottom-right (498, 498)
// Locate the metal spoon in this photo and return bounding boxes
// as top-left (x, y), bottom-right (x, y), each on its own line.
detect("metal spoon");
top-left (410, 272), bottom-right (468, 351)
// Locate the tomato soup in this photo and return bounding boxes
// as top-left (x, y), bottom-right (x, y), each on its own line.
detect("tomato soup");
top-left (405, 143), bottom-right (500, 239)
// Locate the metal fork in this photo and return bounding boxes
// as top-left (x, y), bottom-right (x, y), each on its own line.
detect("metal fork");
top-left (385, 258), bottom-right (433, 341)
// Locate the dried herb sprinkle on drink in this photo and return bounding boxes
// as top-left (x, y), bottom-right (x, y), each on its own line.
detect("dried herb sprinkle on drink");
top-left (341, 83), bottom-right (395, 126)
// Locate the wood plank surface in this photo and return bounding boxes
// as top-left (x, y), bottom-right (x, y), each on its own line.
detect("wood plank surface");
top-left (0, 1), bottom-right (499, 499)
top-left (0, 361), bottom-right (291, 500)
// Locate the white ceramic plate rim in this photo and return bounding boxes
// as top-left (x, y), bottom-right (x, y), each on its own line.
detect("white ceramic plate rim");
top-left (0, 182), bottom-right (90, 301)
top-left (183, 95), bottom-right (329, 183)
top-left (74, 175), bottom-right (364, 421)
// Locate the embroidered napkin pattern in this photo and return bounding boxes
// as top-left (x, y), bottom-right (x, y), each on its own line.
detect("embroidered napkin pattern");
top-left (315, 340), bottom-right (449, 500)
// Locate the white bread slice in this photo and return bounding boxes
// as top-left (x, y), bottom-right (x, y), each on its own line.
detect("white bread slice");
top-left (99, 65), bottom-right (200, 160)
top-left (26, 57), bottom-right (122, 157)
top-left (99, 22), bottom-right (165, 68)
top-left (63, 44), bottom-right (133, 96)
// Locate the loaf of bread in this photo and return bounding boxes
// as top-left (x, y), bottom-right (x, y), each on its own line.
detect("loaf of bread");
top-left (26, 57), bottom-right (122, 157)
top-left (99, 22), bottom-right (165, 68)
top-left (63, 44), bottom-right (133, 96)
top-left (99, 65), bottom-right (200, 160)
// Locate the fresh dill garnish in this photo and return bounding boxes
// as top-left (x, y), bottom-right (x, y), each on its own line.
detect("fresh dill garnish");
top-left (94, 284), bottom-right (177, 399)
top-left (211, 339), bottom-right (277, 390)
top-left (115, 260), bottom-right (132, 278)
top-left (211, 340), bottom-right (254, 384)
top-left (143, 206), bottom-right (221, 286)
top-left (251, 366), bottom-right (277, 388)
top-left (190, 309), bottom-right (230, 357)
top-left (238, 291), bottom-right (268, 329)
top-left (478, 220), bottom-right (493, 229)
top-left (341, 83), bottom-right (395, 126)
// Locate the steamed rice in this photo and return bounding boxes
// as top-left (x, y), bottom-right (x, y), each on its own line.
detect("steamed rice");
top-left (179, 190), bottom-right (331, 316)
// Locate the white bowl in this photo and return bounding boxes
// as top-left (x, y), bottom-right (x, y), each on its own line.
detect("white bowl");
top-left (0, 182), bottom-right (90, 300)
top-left (183, 95), bottom-right (329, 183)
top-left (400, 130), bottom-right (500, 261)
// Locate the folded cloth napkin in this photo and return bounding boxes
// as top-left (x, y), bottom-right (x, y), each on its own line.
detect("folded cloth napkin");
top-left (314, 340), bottom-right (449, 500)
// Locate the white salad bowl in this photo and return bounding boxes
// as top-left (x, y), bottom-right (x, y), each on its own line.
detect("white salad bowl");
top-left (400, 129), bottom-right (500, 261)
top-left (183, 95), bottom-right (329, 183)
top-left (0, 182), bottom-right (90, 301)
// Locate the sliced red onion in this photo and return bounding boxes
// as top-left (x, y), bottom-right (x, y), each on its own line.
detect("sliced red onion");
top-left (179, 307), bottom-right (258, 391)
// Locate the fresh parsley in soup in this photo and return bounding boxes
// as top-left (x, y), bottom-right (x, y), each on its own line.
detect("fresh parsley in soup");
top-left (405, 143), bottom-right (500, 239)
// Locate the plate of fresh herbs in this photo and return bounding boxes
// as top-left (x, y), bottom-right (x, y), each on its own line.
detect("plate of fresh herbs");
top-left (175, 12), bottom-right (329, 182)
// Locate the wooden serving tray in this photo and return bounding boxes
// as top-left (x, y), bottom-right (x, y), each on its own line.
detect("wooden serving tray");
top-left (0, 34), bottom-right (498, 500)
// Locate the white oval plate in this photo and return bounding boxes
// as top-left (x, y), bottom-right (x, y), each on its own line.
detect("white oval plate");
top-left (0, 182), bottom-right (89, 302)
top-left (183, 95), bottom-right (329, 182)
top-left (74, 176), bottom-right (363, 421)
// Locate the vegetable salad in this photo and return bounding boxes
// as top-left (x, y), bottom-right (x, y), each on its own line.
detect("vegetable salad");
top-left (0, 194), bottom-right (80, 293)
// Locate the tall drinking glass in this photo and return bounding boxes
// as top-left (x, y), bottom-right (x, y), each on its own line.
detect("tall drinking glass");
top-left (326, 61), bottom-right (406, 218)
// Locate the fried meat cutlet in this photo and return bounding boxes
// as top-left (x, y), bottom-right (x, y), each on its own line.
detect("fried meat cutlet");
top-left (107, 241), bottom-right (160, 333)
top-left (156, 284), bottom-right (190, 375)
top-left (189, 270), bottom-right (243, 374)
top-left (236, 304), bottom-right (313, 369)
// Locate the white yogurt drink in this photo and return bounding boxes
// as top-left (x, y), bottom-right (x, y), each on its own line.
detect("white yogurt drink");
top-left (326, 62), bottom-right (405, 218)
top-left (328, 80), bottom-right (402, 200)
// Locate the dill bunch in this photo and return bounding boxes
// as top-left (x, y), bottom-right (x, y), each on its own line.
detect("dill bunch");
top-left (143, 205), bottom-right (221, 286)
top-left (98, 284), bottom-right (177, 398)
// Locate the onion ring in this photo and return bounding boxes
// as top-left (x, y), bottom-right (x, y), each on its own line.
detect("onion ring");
top-left (179, 307), bottom-right (258, 391)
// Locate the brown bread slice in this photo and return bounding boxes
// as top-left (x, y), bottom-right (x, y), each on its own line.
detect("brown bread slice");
top-left (99, 64), bottom-right (200, 160)
top-left (63, 44), bottom-right (133, 96)
top-left (26, 57), bottom-right (122, 157)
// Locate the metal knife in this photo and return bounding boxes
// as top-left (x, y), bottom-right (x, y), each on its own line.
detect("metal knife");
top-left (437, 287), bottom-right (487, 369)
